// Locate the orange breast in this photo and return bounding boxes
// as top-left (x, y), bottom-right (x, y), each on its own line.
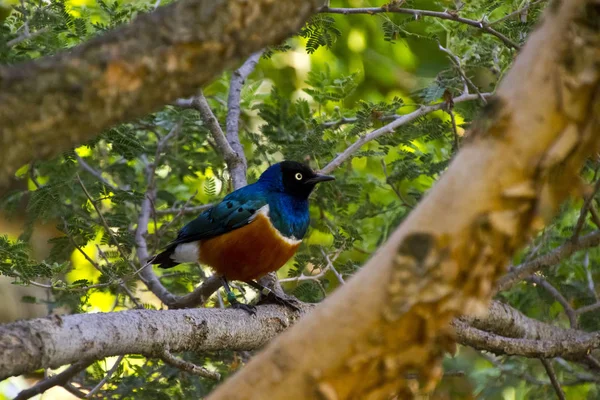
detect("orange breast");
top-left (198, 213), bottom-right (301, 282)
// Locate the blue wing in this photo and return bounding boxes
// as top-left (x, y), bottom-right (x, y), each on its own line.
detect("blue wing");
top-left (152, 187), bottom-right (267, 268)
top-left (169, 189), bottom-right (267, 246)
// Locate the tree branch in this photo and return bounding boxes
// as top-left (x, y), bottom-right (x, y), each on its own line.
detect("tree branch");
top-left (461, 301), bottom-right (577, 342)
top-left (320, 6), bottom-right (520, 49)
top-left (529, 276), bottom-right (578, 328)
top-left (85, 355), bottom-right (124, 398)
top-left (540, 358), bottom-right (567, 400)
top-left (572, 178), bottom-right (600, 239)
top-left (13, 360), bottom-right (93, 400)
top-left (0, 0), bottom-right (323, 184)
top-left (225, 50), bottom-right (263, 188)
top-left (497, 231), bottom-right (600, 292)
top-left (155, 204), bottom-right (213, 216)
top-left (453, 320), bottom-right (600, 359)
top-left (0, 304), bottom-right (311, 380)
top-left (135, 125), bottom-right (182, 306)
top-left (75, 154), bottom-right (120, 191)
top-left (156, 346), bottom-right (221, 380)
top-left (319, 92), bottom-right (491, 175)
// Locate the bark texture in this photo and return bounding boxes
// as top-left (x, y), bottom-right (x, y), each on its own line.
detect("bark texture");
top-left (0, 304), bottom-right (311, 380)
top-left (207, 1), bottom-right (600, 398)
top-left (2, 296), bottom-right (597, 382)
top-left (0, 0), bottom-right (321, 184)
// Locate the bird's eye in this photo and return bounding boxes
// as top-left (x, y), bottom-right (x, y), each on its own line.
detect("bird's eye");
top-left (295, 173), bottom-right (303, 180)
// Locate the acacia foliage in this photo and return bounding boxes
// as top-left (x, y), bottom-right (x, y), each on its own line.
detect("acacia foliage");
top-left (1, 0), bottom-right (599, 399)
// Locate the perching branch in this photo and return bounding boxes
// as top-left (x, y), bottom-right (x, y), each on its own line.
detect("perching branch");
top-left (0, 0), bottom-right (323, 184)
top-left (0, 304), bottom-right (311, 380)
top-left (2, 296), bottom-right (599, 385)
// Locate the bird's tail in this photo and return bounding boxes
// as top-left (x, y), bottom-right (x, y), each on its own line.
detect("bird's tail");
top-left (152, 246), bottom-right (179, 269)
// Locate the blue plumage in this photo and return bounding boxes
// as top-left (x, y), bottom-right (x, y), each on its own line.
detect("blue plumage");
top-left (152, 161), bottom-right (334, 274)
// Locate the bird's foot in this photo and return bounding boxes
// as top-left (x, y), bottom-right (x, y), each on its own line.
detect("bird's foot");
top-left (230, 301), bottom-right (257, 315)
top-left (226, 291), bottom-right (256, 316)
top-left (257, 290), bottom-right (302, 312)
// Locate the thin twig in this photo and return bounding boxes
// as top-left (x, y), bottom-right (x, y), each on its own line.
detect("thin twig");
top-left (572, 178), bottom-right (600, 240)
top-left (134, 124), bottom-right (181, 306)
top-left (381, 159), bottom-right (413, 208)
top-left (583, 250), bottom-right (598, 300)
top-left (320, 6), bottom-right (520, 49)
top-left (75, 154), bottom-right (119, 191)
top-left (438, 43), bottom-right (487, 104)
top-left (13, 360), bottom-right (93, 400)
top-left (77, 174), bottom-right (132, 268)
top-left (63, 383), bottom-right (88, 398)
top-left (321, 248), bottom-right (345, 285)
top-left (86, 355), bottom-right (124, 398)
top-left (169, 275), bottom-right (223, 309)
top-left (158, 347), bottom-right (221, 380)
top-left (529, 275), bottom-right (577, 328)
top-left (279, 249), bottom-right (343, 284)
top-left (156, 190), bottom-right (200, 235)
top-left (480, 353), bottom-right (546, 385)
top-left (320, 92), bottom-right (491, 175)
top-left (487, 0), bottom-right (547, 27)
top-left (540, 358), bottom-right (567, 400)
top-left (497, 230), bottom-right (600, 291)
top-left (446, 107), bottom-right (460, 152)
top-left (576, 301), bottom-right (600, 315)
top-left (7, 27), bottom-right (49, 47)
top-left (155, 203), bottom-right (213, 216)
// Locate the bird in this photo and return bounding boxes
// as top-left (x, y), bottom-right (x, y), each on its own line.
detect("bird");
top-left (152, 161), bottom-right (335, 313)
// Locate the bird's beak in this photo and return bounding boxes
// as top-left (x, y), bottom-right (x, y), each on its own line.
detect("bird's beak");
top-left (305, 174), bottom-right (335, 185)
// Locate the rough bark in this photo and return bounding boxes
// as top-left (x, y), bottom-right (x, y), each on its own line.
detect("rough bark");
top-left (206, 1), bottom-right (600, 398)
top-left (2, 297), bottom-right (598, 381)
top-left (0, 0), bottom-right (322, 184)
top-left (462, 301), bottom-right (577, 342)
top-left (0, 304), bottom-right (311, 380)
top-left (454, 320), bottom-right (600, 359)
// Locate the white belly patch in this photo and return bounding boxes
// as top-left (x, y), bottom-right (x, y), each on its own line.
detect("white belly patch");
top-left (172, 242), bottom-right (200, 263)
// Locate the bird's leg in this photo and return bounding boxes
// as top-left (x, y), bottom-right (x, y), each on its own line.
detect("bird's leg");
top-left (221, 277), bottom-right (256, 315)
top-left (246, 280), bottom-right (301, 312)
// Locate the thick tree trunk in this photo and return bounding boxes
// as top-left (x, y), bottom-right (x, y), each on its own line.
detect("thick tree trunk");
top-left (207, 1), bottom-right (600, 398)
top-left (0, 0), bottom-right (321, 184)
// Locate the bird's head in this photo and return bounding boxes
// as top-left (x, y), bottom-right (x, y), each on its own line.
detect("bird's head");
top-left (258, 161), bottom-right (335, 199)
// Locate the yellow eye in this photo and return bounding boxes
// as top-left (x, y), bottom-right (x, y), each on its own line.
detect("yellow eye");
top-left (295, 173), bottom-right (303, 180)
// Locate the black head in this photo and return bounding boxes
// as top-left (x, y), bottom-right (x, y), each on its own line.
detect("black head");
top-left (278, 161), bottom-right (335, 199)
